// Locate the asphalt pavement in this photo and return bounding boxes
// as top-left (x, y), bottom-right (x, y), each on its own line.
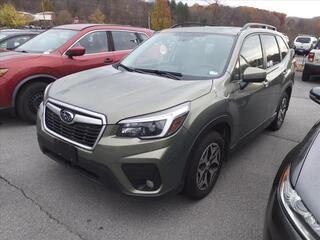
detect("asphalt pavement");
top-left (0, 71), bottom-right (319, 240)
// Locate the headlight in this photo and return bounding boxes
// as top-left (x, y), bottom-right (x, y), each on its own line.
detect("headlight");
top-left (280, 167), bottom-right (320, 238)
top-left (0, 68), bottom-right (8, 77)
top-left (117, 102), bottom-right (190, 139)
top-left (43, 83), bottom-right (53, 102)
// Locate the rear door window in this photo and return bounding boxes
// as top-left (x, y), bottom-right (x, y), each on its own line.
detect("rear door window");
top-left (276, 36), bottom-right (288, 60)
top-left (261, 35), bottom-right (281, 68)
top-left (111, 31), bottom-right (140, 51)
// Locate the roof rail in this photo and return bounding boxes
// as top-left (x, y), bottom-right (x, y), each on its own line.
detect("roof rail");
top-left (171, 22), bottom-right (215, 28)
top-left (242, 23), bottom-right (277, 31)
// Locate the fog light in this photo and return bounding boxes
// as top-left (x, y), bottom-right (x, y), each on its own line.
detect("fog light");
top-left (122, 163), bottom-right (161, 191)
top-left (146, 180), bottom-right (154, 189)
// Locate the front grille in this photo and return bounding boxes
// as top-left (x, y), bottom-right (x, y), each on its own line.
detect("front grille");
top-left (44, 103), bottom-right (104, 149)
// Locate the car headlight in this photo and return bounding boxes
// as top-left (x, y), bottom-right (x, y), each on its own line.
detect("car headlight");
top-left (117, 102), bottom-right (190, 139)
top-left (43, 83), bottom-right (53, 102)
top-left (280, 167), bottom-right (320, 238)
top-left (0, 68), bottom-right (8, 77)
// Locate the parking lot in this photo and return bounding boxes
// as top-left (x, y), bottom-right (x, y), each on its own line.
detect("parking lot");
top-left (0, 70), bottom-right (319, 240)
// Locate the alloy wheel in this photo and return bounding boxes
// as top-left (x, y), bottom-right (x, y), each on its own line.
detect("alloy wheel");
top-left (28, 92), bottom-right (44, 114)
top-left (196, 142), bottom-right (221, 191)
top-left (277, 97), bottom-right (288, 125)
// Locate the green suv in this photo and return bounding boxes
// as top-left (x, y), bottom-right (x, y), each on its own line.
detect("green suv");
top-left (37, 23), bottom-right (295, 199)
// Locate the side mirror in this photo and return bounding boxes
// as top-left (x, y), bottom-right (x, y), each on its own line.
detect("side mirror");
top-left (65, 46), bottom-right (85, 58)
top-left (310, 87), bottom-right (320, 105)
top-left (243, 67), bottom-right (267, 83)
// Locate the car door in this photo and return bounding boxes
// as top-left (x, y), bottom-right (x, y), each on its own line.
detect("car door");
top-left (111, 31), bottom-right (142, 62)
top-left (260, 34), bottom-right (284, 115)
top-left (62, 31), bottom-right (115, 75)
top-left (228, 34), bottom-right (271, 140)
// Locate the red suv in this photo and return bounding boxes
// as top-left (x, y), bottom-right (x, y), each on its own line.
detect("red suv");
top-left (0, 24), bottom-right (153, 123)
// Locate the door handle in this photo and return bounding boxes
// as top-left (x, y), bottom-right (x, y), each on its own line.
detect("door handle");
top-left (104, 58), bottom-right (113, 64)
top-left (263, 80), bottom-right (270, 88)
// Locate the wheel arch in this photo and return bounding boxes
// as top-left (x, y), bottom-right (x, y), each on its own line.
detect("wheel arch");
top-left (182, 114), bottom-right (233, 181)
top-left (12, 74), bottom-right (57, 110)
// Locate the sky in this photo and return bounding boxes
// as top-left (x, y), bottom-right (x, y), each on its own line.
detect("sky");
top-left (177, 0), bottom-right (320, 18)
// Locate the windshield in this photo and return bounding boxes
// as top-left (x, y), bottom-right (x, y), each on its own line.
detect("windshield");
top-left (15, 29), bottom-right (78, 53)
top-left (121, 32), bottom-right (235, 80)
top-left (296, 37), bottom-right (311, 43)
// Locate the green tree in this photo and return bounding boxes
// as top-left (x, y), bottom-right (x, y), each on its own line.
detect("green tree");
top-left (169, 0), bottom-right (177, 22)
top-left (0, 3), bottom-right (28, 28)
top-left (41, 0), bottom-right (55, 12)
top-left (176, 2), bottom-right (190, 24)
top-left (89, 8), bottom-right (105, 24)
top-left (151, 0), bottom-right (172, 30)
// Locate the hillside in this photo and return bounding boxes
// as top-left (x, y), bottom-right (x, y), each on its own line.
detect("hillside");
top-left (1, 0), bottom-right (320, 39)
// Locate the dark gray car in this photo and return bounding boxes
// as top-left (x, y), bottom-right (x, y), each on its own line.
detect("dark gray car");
top-left (37, 23), bottom-right (295, 199)
top-left (264, 87), bottom-right (320, 239)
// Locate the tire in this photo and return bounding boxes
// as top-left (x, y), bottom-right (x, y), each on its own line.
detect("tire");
top-left (302, 66), bottom-right (311, 81)
top-left (16, 82), bottom-right (48, 124)
top-left (184, 131), bottom-right (225, 200)
top-left (268, 92), bottom-right (289, 131)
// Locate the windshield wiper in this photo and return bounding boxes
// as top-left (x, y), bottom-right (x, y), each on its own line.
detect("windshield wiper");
top-left (118, 64), bottom-right (183, 80)
top-left (15, 49), bottom-right (28, 53)
top-left (118, 63), bottom-right (146, 74)
top-left (135, 68), bottom-right (183, 80)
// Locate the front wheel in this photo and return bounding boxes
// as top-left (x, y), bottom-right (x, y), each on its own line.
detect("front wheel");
top-left (16, 82), bottom-right (48, 124)
top-left (184, 132), bottom-right (225, 200)
top-left (268, 92), bottom-right (289, 131)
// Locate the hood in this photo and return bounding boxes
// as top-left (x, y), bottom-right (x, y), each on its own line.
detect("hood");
top-left (295, 129), bottom-right (320, 223)
top-left (0, 51), bottom-right (42, 64)
top-left (49, 66), bottom-right (212, 123)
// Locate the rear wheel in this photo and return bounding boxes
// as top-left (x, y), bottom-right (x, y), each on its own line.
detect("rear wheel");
top-left (268, 92), bottom-right (289, 131)
top-left (16, 82), bottom-right (48, 124)
top-left (184, 131), bottom-right (225, 200)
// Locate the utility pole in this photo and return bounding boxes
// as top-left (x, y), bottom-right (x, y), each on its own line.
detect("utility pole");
top-left (42, 0), bottom-right (46, 28)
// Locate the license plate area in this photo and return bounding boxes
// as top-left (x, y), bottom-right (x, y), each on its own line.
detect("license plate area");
top-left (53, 139), bottom-right (78, 163)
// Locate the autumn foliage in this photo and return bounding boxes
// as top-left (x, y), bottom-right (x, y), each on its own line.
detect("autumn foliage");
top-left (0, 3), bottom-right (29, 28)
top-left (150, 0), bottom-right (172, 30)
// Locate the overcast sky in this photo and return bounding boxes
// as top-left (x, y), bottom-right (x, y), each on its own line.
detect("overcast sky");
top-left (177, 0), bottom-right (320, 18)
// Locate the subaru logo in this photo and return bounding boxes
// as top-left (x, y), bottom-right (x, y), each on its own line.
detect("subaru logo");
top-left (60, 109), bottom-right (75, 124)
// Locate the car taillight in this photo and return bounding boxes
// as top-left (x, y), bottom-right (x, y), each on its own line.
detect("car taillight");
top-left (308, 52), bottom-right (315, 62)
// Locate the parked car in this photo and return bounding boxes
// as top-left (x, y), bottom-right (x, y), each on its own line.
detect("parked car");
top-left (293, 35), bottom-right (318, 55)
top-left (0, 24), bottom-right (153, 123)
top-left (0, 29), bottom-right (41, 51)
top-left (302, 41), bottom-right (320, 81)
top-left (37, 23), bottom-right (295, 199)
top-left (264, 87), bottom-right (320, 240)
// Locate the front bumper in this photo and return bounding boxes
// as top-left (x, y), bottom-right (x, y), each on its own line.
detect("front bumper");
top-left (295, 48), bottom-right (310, 55)
top-left (37, 103), bottom-right (194, 197)
top-left (0, 75), bottom-right (12, 109)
